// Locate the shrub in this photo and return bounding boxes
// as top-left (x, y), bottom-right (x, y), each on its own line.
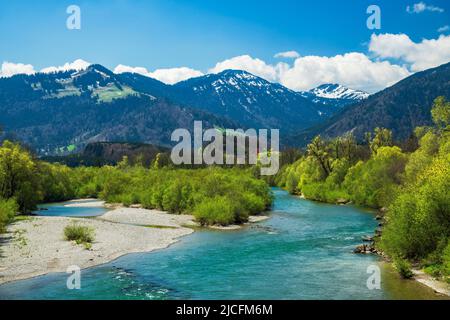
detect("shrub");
top-left (241, 192), bottom-right (265, 215)
top-left (381, 156), bottom-right (450, 259)
top-left (162, 183), bottom-right (183, 213)
top-left (0, 140), bottom-right (271, 227)
top-left (64, 223), bottom-right (95, 246)
top-left (0, 198), bottom-right (18, 233)
top-left (139, 190), bottom-right (154, 209)
top-left (343, 147), bottom-right (407, 208)
top-left (194, 196), bottom-right (235, 226)
top-left (394, 258), bottom-right (414, 279)
top-left (423, 264), bottom-right (443, 278)
top-left (443, 243), bottom-right (450, 282)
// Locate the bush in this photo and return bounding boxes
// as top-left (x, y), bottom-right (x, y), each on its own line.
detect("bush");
top-left (443, 243), bottom-right (450, 282)
top-left (394, 258), bottom-right (414, 279)
top-left (343, 147), bottom-right (407, 208)
top-left (381, 156), bottom-right (450, 260)
top-left (0, 138), bottom-right (272, 227)
top-left (0, 198), bottom-right (18, 233)
top-left (240, 192), bottom-right (265, 215)
top-left (194, 196), bottom-right (235, 226)
top-left (64, 223), bottom-right (95, 246)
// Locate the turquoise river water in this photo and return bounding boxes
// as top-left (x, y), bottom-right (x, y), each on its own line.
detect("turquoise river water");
top-left (0, 188), bottom-right (443, 299)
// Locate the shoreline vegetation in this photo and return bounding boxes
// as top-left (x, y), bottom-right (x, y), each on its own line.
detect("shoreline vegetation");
top-left (271, 97), bottom-right (450, 296)
top-left (0, 97), bottom-right (448, 297)
top-left (0, 141), bottom-right (272, 285)
top-left (0, 200), bottom-right (270, 285)
top-left (0, 144), bottom-right (273, 228)
top-left (0, 204), bottom-right (195, 285)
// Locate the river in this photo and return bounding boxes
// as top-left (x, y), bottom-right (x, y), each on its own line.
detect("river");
top-left (0, 188), bottom-right (443, 299)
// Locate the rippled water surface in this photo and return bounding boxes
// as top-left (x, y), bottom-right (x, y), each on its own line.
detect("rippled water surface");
top-left (34, 200), bottom-right (108, 217)
top-left (0, 188), bottom-right (442, 299)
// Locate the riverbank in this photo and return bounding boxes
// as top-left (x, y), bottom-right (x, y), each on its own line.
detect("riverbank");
top-left (0, 201), bottom-right (271, 285)
top-left (0, 188), bottom-right (445, 300)
top-left (292, 189), bottom-right (450, 297)
top-left (413, 270), bottom-right (450, 296)
top-left (0, 206), bottom-right (196, 285)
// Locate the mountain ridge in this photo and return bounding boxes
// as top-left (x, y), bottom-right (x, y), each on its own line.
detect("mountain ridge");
top-left (0, 64), bottom-right (383, 155)
top-left (287, 61), bottom-right (450, 147)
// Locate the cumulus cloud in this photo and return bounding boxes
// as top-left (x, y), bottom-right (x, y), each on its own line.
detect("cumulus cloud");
top-left (40, 59), bottom-right (91, 73)
top-left (274, 51), bottom-right (300, 59)
top-left (208, 55), bottom-right (286, 82)
top-left (0, 62), bottom-right (36, 78)
top-left (406, 2), bottom-right (444, 13)
top-left (438, 25), bottom-right (449, 33)
top-left (369, 33), bottom-right (450, 71)
top-left (147, 67), bottom-right (204, 84)
top-left (4, 32), bottom-right (447, 93)
top-left (206, 53), bottom-right (409, 93)
top-left (114, 65), bottom-right (203, 84)
top-left (114, 64), bottom-right (150, 76)
top-left (279, 53), bottom-right (410, 93)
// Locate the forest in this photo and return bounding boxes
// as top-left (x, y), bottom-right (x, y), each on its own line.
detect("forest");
top-left (0, 96), bottom-right (449, 282)
top-left (0, 142), bottom-right (272, 230)
top-left (273, 96), bottom-right (450, 282)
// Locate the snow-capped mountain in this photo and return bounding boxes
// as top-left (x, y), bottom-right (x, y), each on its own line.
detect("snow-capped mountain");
top-left (309, 84), bottom-right (369, 100)
top-left (171, 70), bottom-right (326, 131)
top-left (287, 62), bottom-right (450, 147)
top-left (19, 64), bottom-right (152, 102)
top-left (0, 65), bottom-right (236, 155)
top-left (0, 64), bottom-right (373, 155)
top-left (297, 83), bottom-right (369, 117)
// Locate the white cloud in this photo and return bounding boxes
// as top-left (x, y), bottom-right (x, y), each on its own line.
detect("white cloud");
top-left (406, 2), bottom-right (444, 13)
top-left (206, 53), bottom-right (409, 93)
top-left (208, 55), bottom-right (286, 82)
top-left (4, 32), bottom-right (447, 94)
top-left (40, 59), bottom-right (91, 73)
top-left (274, 51), bottom-right (300, 59)
top-left (369, 33), bottom-right (450, 71)
top-left (438, 25), bottom-right (450, 33)
top-left (114, 65), bottom-right (204, 84)
top-left (279, 53), bottom-right (410, 93)
top-left (114, 64), bottom-right (150, 76)
top-left (148, 67), bottom-right (204, 84)
top-left (0, 62), bottom-right (36, 78)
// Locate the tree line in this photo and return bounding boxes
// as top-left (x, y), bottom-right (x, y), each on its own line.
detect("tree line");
top-left (273, 96), bottom-right (450, 281)
top-left (0, 142), bottom-right (272, 230)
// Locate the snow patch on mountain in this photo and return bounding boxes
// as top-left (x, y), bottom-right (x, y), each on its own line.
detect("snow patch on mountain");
top-left (309, 84), bottom-right (369, 100)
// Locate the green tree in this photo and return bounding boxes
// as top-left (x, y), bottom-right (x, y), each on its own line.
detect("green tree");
top-left (307, 136), bottom-right (332, 177)
top-left (0, 198), bottom-right (18, 233)
top-left (0, 141), bottom-right (40, 211)
top-left (431, 96), bottom-right (450, 130)
top-left (367, 128), bottom-right (393, 154)
top-left (343, 146), bottom-right (407, 208)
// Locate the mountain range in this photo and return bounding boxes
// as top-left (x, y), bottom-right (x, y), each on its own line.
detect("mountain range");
top-left (0, 64), bottom-right (364, 155)
top-left (0, 61), bottom-right (448, 155)
top-left (289, 61), bottom-right (450, 146)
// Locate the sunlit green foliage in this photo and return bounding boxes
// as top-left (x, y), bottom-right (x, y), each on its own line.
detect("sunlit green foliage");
top-left (343, 146), bottom-right (407, 208)
top-left (194, 196), bottom-right (236, 226)
top-left (366, 127), bottom-right (393, 154)
top-left (277, 96), bottom-right (450, 279)
top-left (379, 97), bottom-right (450, 280)
top-left (88, 166), bottom-right (272, 226)
top-left (0, 198), bottom-right (18, 232)
top-left (431, 96), bottom-right (450, 130)
top-left (394, 258), bottom-right (414, 279)
top-left (64, 223), bottom-right (95, 249)
top-left (0, 139), bottom-right (272, 229)
top-left (0, 141), bottom-right (40, 212)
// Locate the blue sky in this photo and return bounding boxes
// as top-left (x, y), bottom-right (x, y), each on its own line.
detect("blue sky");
top-left (0, 0), bottom-right (449, 92)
